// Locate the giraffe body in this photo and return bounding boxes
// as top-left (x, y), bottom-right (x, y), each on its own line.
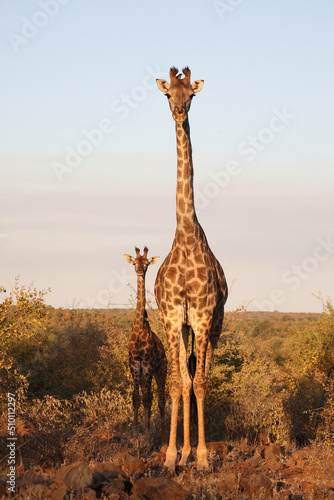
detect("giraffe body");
top-left (154, 68), bottom-right (228, 471)
top-left (124, 247), bottom-right (167, 442)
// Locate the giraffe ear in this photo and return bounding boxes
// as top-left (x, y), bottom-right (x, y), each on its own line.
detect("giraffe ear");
top-left (156, 79), bottom-right (170, 93)
top-left (124, 254), bottom-right (135, 264)
top-left (192, 80), bottom-right (204, 93)
top-left (149, 256), bottom-right (160, 265)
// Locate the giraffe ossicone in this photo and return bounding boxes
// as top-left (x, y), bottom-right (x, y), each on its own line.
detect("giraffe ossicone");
top-left (124, 246), bottom-right (167, 443)
top-left (154, 68), bottom-right (228, 471)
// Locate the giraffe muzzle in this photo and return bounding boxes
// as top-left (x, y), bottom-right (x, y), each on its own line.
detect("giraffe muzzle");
top-left (172, 108), bottom-right (187, 122)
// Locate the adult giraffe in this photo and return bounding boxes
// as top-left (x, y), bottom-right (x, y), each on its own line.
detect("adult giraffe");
top-left (154, 67), bottom-right (228, 471)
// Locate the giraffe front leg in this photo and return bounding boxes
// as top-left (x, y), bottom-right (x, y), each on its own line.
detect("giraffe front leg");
top-left (165, 377), bottom-right (181, 471)
top-left (193, 379), bottom-right (209, 471)
top-left (192, 332), bottom-right (210, 472)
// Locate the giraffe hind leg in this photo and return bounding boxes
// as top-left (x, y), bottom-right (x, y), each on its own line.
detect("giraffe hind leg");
top-left (130, 361), bottom-right (141, 432)
top-left (154, 356), bottom-right (167, 444)
top-left (192, 323), bottom-right (211, 472)
top-left (142, 369), bottom-right (153, 438)
top-left (179, 325), bottom-right (192, 466)
top-left (164, 325), bottom-right (183, 471)
top-left (132, 380), bottom-right (140, 431)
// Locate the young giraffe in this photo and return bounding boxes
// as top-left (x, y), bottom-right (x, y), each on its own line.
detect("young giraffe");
top-left (154, 67), bottom-right (228, 471)
top-left (124, 247), bottom-right (167, 442)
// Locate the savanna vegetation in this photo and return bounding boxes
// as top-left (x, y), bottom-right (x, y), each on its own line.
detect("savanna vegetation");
top-left (1, 279), bottom-right (334, 497)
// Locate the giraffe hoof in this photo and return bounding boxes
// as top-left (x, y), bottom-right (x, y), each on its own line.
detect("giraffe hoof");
top-left (163, 459), bottom-right (176, 473)
top-left (179, 446), bottom-right (191, 466)
top-left (197, 460), bottom-right (209, 472)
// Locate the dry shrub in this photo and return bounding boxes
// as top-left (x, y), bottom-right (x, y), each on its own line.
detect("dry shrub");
top-left (224, 357), bottom-right (290, 443)
top-left (16, 395), bottom-right (73, 468)
top-left (13, 389), bottom-right (133, 467)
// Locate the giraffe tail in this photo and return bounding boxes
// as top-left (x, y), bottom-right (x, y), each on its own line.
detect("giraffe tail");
top-left (188, 328), bottom-right (197, 423)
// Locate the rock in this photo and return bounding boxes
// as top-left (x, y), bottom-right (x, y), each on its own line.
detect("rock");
top-left (239, 443), bottom-right (253, 454)
top-left (267, 460), bottom-right (284, 471)
top-left (292, 449), bottom-right (308, 461)
top-left (48, 487), bottom-right (68, 500)
top-left (280, 466), bottom-right (304, 479)
top-left (55, 462), bottom-right (93, 490)
top-left (101, 484), bottom-right (129, 498)
top-left (301, 480), bottom-right (320, 494)
top-left (132, 477), bottom-right (189, 500)
top-left (107, 478), bottom-right (127, 491)
top-left (266, 452), bottom-right (280, 462)
top-left (122, 459), bottom-right (145, 475)
top-left (151, 451), bottom-right (166, 464)
top-left (78, 488), bottom-right (97, 499)
top-left (240, 472), bottom-right (273, 498)
top-left (94, 462), bottom-right (123, 476)
top-left (216, 471), bottom-right (238, 495)
top-left (262, 444), bottom-right (282, 458)
top-left (92, 470), bottom-right (122, 488)
top-left (278, 490), bottom-right (292, 500)
top-left (285, 457), bottom-right (296, 466)
top-left (206, 441), bottom-right (229, 454)
top-left (112, 451), bottom-right (146, 475)
top-left (113, 451), bottom-right (132, 462)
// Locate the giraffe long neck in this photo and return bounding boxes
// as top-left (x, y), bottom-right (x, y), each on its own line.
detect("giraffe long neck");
top-left (175, 119), bottom-right (198, 238)
top-left (134, 275), bottom-right (146, 327)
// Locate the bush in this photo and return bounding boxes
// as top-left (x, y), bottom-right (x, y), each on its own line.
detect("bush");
top-left (0, 279), bottom-right (49, 408)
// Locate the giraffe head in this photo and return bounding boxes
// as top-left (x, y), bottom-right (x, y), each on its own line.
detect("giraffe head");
top-left (124, 247), bottom-right (159, 278)
top-left (156, 67), bottom-right (204, 123)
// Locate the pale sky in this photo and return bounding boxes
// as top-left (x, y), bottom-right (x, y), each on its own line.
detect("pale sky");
top-left (1, 0), bottom-right (333, 312)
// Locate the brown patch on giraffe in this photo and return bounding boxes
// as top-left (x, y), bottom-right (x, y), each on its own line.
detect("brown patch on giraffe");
top-left (171, 249), bottom-right (181, 264)
top-left (177, 179), bottom-right (183, 193)
top-left (166, 266), bottom-right (177, 281)
top-left (174, 297), bottom-right (183, 306)
top-left (177, 273), bottom-right (185, 287)
top-left (186, 202), bottom-right (193, 214)
top-left (197, 267), bottom-right (207, 282)
top-left (188, 280), bottom-right (200, 294)
top-left (193, 251), bottom-right (202, 263)
top-left (187, 236), bottom-right (195, 247)
top-left (178, 198), bottom-right (185, 214)
top-left (182, 168), bottom-right (189, 180)
top-left (197, 296), bottom-right (208, 309)
top-left (183, 182), bottom-right (190, 199)
top-left (187, 269), bottom-right (195, 281)
top-left (183, 220), bottom-right (195, 235)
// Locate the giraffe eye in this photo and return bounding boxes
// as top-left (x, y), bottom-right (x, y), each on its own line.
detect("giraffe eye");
top-left (165, 93), bottom-right (171, 99)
